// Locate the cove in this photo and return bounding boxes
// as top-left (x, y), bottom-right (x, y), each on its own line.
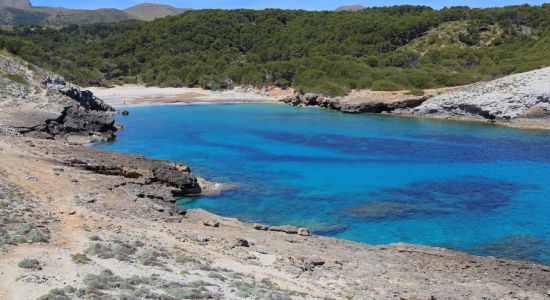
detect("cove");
top-left (96, 104), bottom-right (550, 265)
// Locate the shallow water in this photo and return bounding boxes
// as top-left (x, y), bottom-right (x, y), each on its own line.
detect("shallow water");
top-left (97, 104), bottom-right (550, 264)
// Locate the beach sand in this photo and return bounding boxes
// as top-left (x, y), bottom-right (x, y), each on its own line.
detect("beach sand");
top-left (88, 85), bottom-right (293, 107)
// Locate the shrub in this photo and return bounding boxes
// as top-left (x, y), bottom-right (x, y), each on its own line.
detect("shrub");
top-left (406, 89), bottom-right (425, 96)
top-left (138, 250), bottom-right (161, 266)
top-left (371, 80), bottom-right (400, 91)
top-left (18, 258), bottom-right (42, 270)
top-left (71, 253), bottom-right (91, 264)
top-left (274, 79), bottom-right (290, 89)
top-left (85, 241), bottom-right (137, 261)
top-left (3, 73), bottom-right (27, 85)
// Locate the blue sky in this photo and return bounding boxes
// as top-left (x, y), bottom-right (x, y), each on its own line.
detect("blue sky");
top-left (32, 0), bottom-right (548, 10)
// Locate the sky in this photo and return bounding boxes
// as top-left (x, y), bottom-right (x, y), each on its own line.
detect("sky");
top-left (31, 0), bottom-right (548, 10)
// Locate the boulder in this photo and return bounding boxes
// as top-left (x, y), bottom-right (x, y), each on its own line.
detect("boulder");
top-left (203, 220), bottom-right (220, 227)
top-left (288, 255), bottom-right (325, 271)
top-left (233, 237), bottom-right (250, 247)
top-left (298, 228), bottom-right (311, 236)
top-left (252, 223), bottom-right (269, 231)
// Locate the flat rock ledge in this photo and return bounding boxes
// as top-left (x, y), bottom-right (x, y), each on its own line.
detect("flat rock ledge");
top-left (281, 92), bottom-right (428, 114)
top-left (31, 138), bottom-right (202, 202)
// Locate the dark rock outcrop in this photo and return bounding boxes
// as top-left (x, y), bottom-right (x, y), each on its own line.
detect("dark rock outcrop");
top-left (19, 76), bottom-right (118, 142)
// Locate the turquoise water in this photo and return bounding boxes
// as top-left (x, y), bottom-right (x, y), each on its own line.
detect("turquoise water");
top-left (97, 104), bottom-right (550, 264)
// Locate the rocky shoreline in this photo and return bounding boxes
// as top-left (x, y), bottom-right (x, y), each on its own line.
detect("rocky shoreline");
top-left (1, 51), bottom-right (550, 299)
top-left (281, 67), bottom-right (550, 130)
top-left (1, 135), bottom-right (550, 299)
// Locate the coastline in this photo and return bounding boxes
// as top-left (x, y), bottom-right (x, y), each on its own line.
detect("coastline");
top-left (91, 83), bottom-right (550, 131)
top-left (1, 135), bottom-right (549, 299)
top-left (2, 67), bottom-right (550, 297)
top-left (87, 84), bottom-right (292, 107)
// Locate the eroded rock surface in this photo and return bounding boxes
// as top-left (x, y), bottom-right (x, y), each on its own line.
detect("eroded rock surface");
top-left (403, 67), bottom-right (550, 123)
top-left (281, 91), bottom-right (429, 113)
top-left (0, 51), bottom-right (117, 142)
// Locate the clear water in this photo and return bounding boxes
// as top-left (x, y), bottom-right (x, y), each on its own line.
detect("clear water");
top-left (97, 104), bottom-right (550, 265)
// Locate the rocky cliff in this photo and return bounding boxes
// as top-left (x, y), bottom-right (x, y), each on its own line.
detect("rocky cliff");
top-left (0, 51), bottom-right (117, 143)
top-left (282, 67), bottom-right (550, 129)
top-left (401, 67), bottom-right (550, 124)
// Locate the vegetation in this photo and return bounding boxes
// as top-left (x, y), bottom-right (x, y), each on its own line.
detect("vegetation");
top-left (17, 258), bottom-right (42, 270)
top-left (70, 253), bottom-right (92, 264)
top-left (2, 73), bottom-right (27, 85)
top-left (0, 5), bottom-right (549, 95)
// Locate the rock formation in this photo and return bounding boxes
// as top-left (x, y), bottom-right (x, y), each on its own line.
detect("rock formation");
top-left (281, 91), bottom-right (427, 113)
top-left (0, 52), bottom-right (117, 142)
top-left (403, 67), bottom-right (550, 122)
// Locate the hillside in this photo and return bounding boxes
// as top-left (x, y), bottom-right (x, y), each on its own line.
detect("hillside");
top-left (336, 4), bottom-right (365, 11)
top-left (1, 5), bottom-right (549, 95)
top-left (41, 8), bottom-right (134, 25)
top-left (0, 0), bottom-right (31, 9)
top-left (0, 6), bottom-right (48, 24)
top-left (0, 1), bottom-right (188, 25)
top-left (124, 3), bottom-right (187, 21)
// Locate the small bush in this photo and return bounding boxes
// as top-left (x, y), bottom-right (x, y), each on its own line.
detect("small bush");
top-left (2, 73), bottom-right (27, 85)
top-left (406, 89), bottom-right (425, 96)
top-left (138, 250), bottom-right (162, 266)
top-left (85, 242), bottom-right (137, 261)
top-left (37, 288), bottom-right (71, 300)
top-left (274, 79), bottom-right (290, 89)
top-left (176, 255), bottom-right (200, 265)
top-left (371, 80), bottom-right (400, 91)
top-left (88, 235), bottom-right (102, 241)
top-left (71, 253), bottom-right (91, 264)
top-left (18, 258), bottom-right (42, 270)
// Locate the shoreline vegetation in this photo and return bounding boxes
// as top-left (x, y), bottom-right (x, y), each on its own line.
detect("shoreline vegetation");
top-left (2, 5), bottom-right (550, 97)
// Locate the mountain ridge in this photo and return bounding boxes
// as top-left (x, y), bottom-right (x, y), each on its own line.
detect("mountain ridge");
top-left (0, 0), bottom-right (188, 24)
top-left (0, 0), bottom-right (31, 9)
top-left (336, 4), bottom-right (365, 11)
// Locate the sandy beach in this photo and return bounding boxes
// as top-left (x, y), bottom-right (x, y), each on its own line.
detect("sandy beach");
top-left (88, 85), bottom-right (293, 107)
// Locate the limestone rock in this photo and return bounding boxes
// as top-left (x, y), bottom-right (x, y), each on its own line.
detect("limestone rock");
top-left (269, 225), bottom-right (299, 234)
top-left (252, 223), bottom-right (269, 231)
top-left (203, 220), bottom-right (220, 227)
top-left (298, 228), bottom-right (311, 236)
top-left (407, 67), bottom-right (550, 121)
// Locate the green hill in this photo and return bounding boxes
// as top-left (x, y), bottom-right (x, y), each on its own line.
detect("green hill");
top-left (1, 5), bottom-right (549, 95)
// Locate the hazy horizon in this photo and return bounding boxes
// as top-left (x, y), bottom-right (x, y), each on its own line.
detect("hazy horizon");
top-left (31, 0), bottom-right (549, 10)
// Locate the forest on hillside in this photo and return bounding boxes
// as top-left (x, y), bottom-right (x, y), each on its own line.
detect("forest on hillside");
top-left (1, 5), bottom-right (549, 95)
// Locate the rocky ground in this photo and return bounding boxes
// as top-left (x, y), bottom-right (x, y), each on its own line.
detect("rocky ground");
top-left (282, 67), bottom-right (550, 130)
